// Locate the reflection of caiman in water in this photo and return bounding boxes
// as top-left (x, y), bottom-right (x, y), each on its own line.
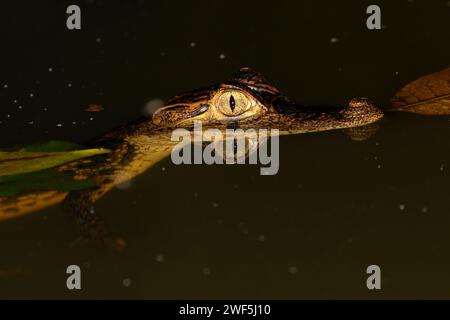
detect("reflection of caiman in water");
top-left (0, 68), bottom-right (383, 244)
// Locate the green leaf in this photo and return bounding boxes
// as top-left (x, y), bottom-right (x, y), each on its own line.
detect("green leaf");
top-left (22, 140), bottom-right (82, 152)
top-left (0, 169), bottom-right (96, 197)
top-left (0, 141), bottom-right (110, 176)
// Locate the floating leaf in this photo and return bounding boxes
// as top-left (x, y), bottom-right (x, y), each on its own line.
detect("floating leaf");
top-left (0, 142), bottom-right (110, 176)
top-left (22, 140), bottom-right (82, 152)
top-left (391, 67), bottom-right (450, 115)
top-left (85, 104), bottom-right (104, 112)
top-left (0, 169), bottom-right (95, 197)
top-left (0, 189), bottom-right (68, 221)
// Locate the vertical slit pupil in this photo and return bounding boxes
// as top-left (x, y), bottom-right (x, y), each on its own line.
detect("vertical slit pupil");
top-left (229, 95), bottom-right (236, 112)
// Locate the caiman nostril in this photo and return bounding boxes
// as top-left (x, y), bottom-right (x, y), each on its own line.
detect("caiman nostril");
top-left (348, 97), bottom-right (374, 108)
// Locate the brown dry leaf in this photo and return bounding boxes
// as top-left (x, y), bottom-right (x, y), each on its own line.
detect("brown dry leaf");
top-left (391, 67), bottom-right (450, 115)
top-left (85, 104), bottom-right (104, 112)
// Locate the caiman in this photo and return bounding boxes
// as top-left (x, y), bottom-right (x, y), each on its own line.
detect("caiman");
top-left (0, 67), bottom-right (383, 243)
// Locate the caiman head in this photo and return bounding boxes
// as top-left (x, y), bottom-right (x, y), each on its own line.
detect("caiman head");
top-left (152, 67), bottom-right (384, 135)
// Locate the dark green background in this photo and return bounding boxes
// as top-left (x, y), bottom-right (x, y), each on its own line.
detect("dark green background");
top-left (0, 0), bottom-right (449, 298)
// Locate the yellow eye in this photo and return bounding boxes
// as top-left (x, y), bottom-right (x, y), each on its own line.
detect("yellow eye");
top-left (216, 91), bottom-right (250, 116)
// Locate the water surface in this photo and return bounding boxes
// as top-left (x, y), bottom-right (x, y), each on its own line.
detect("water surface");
top-left (0, 0), bottom-right (449, 299)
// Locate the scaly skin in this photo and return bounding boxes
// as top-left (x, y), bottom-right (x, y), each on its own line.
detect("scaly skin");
top-left (0, 68), bottom-right (383, 241)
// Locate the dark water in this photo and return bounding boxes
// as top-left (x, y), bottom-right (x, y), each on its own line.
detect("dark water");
top-left (0, 0), bottom-right (449, 299)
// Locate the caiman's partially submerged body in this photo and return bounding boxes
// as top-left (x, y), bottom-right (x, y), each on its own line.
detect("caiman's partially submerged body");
top-left (0, 68), bottom-right (383, 241)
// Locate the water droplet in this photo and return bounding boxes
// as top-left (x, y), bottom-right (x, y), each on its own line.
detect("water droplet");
top-left (48, 67), bottom-right (53, 72)
top-left (330, 37), bottom-right (338, 43)
top-left (116, 180), bottom-right (133, 190)
top-left (56, 123), bottom-right (63, 127)
top-left (122, 278), bottom-right (131, 287)
top-left (143, 98), bottom-right (164, 117)
top-left (288, 266), bottom-right (298, 274)
top-left (3, 84), bottom-right (8, 89)
top-left (219, 53), bottom-right (226, 59)
top-left (399, 204), bottom-right (406, 211)
top-left (190, 42), bottom-right (196, 47)
top-left (202, 267), bottom-right (211, 276)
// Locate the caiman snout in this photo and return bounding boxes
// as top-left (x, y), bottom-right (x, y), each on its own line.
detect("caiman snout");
top-left (342, 97), bottom-right (384, 126)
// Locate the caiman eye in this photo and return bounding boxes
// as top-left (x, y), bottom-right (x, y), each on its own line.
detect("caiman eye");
top-left (216, 91), bottom-right (250, 116)
top-left (229, 95), bottom-right (235, 112)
